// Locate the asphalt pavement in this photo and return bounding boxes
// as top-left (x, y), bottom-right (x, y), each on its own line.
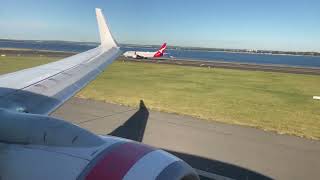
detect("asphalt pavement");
top-left (52, 98), bottom-right (320, 180)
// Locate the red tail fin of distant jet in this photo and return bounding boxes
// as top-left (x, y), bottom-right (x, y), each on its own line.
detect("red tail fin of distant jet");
top-left (153, 43), bottom-right (167, 57)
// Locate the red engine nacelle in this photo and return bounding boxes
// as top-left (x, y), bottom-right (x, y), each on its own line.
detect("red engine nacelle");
top-left (0, 110), bottom-right (199, 180)
top-left (80, 139), bottom-right (199, 180)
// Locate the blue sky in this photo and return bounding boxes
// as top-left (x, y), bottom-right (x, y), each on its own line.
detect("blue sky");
top-left (0, 0), bottom-right (319, 52)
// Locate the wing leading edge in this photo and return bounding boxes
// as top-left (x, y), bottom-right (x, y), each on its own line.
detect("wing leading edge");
top-left (0, 8), bottom-right (120, 115)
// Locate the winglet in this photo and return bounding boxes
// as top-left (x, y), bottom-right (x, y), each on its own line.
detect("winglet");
top-left (95, 8), bottom-right (118, 49)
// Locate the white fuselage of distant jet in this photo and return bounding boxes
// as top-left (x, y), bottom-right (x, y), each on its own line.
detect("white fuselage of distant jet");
top-left (123, 43), bottom-right (167, 59)
top-left (123, 51), bottom-right (157, 58)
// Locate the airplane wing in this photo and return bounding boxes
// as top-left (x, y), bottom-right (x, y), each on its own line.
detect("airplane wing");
top-left (0, 8), bottom-right (200, 180)
top-left (0, 8), bottom-right (120, 115)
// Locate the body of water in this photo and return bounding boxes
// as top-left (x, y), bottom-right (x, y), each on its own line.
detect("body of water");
top-left (1, 40), bottom-right (320, 68)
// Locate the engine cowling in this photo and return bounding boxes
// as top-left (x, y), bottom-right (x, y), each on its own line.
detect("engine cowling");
top-left (80, 139), bottom-right (199, 180)
top-left (0, 110), bottom-right (199, 180)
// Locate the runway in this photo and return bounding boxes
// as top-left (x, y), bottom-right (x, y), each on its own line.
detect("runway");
top-left (52, 98), bottom-right (320, 180)
top-left (123, 57), bottom-right (320, 75)
top-left (2, 48), bottom-right (320, 75)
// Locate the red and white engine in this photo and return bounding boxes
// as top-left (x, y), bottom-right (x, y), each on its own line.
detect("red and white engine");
top-left (0, 109), bottom-right (199, 180)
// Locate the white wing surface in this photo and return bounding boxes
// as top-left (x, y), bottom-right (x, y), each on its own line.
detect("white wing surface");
top-left (0, 8), bottom-right (120, 115)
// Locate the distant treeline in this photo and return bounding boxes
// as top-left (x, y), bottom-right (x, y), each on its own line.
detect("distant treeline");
top-left (164, 47), bottom-right (320, 57)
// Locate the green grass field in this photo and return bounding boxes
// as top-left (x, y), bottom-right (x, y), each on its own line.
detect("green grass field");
top-left (1, 56), bottom-right (320, 140)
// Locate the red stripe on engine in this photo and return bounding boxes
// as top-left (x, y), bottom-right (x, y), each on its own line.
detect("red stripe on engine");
top-left (85, 142), bottom-right (154, 180)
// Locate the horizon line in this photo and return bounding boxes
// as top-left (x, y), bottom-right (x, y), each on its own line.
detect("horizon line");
top-left (0, 37), bottom-right (319, 53)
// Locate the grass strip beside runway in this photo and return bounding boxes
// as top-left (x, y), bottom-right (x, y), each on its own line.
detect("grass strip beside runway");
top-left (78, 61), bottom-right (320, 140)
top-left (1, 56), bottom-right (320, 140)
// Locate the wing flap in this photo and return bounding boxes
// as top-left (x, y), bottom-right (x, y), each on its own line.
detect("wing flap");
top-left (0, 48), bottom-right (99, 95)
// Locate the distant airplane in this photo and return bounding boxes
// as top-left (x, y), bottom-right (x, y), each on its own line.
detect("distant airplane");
top-left (123, 43), bottom-right (167, 59)
top-left (0, 8), bottom-right (199, 180)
